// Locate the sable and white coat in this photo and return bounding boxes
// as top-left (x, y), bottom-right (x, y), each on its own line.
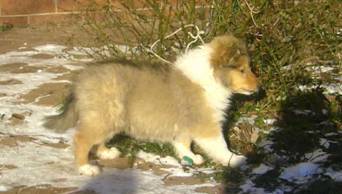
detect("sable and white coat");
top-left (45, 35), bottom-right (259, 176)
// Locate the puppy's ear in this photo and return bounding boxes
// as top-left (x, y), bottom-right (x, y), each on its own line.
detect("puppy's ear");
top-left (210, 45), bottom-right (233, 68)
top-left (209, 35), bottom-right (247, 69)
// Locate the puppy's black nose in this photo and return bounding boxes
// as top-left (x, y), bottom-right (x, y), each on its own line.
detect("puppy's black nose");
top-left (253, 87), bottom-right (266, 100)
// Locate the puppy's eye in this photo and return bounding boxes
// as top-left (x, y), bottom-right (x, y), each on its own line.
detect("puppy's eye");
top-left (240, 68), bottom-right (245, 73)
top-left (224, 64), bottom-right (237, 68)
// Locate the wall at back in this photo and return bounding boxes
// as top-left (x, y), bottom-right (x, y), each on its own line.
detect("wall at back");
top-left (0, 0), bottom-right (126, 25)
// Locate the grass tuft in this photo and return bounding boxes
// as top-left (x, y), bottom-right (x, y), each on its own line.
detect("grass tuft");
top-left (0, 24), bottom-right (13, 32)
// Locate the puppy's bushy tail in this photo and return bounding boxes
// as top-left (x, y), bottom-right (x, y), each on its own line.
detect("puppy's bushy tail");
top-left (44, 95), bottom-right (77, 133)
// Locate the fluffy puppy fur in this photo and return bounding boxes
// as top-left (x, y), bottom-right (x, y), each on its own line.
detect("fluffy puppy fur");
top-left (45, 35), bottom-right (259, 176)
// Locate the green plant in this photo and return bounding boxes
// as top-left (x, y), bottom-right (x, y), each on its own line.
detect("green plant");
top-left (75, 0), bottom-right (340, 110)
top-left (0, 24), bottom-right (13, 32)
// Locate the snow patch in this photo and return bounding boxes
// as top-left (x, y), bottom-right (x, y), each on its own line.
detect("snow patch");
top-left (0, 185), bottom-right (7, 192)
top-left (252, 164), bottom-right (274, 175)
top-left (0, 140), bottom-right (86, 188)
top-left (304, 149), bottom-right (330, 162)
top-left (136, 151), bottom-right (181, 167)
top-left (325, 168), bottom-right (342, 182)
top-left (0, 72), bottom-right (62, 95)
top-left (34, 44), bottom-right (67, 54)
top-left (237, 115), bottom-right (257, 125)
top-left (306, 66), bottom-right (335, 73)
top-left (293, 109), bottom-right (313, 115)
top-left (298, 84), bottom-right (342, 95)
top-left (280, 162), bottom-right (320, 183)
top-left (240, 180), bottom-right (267, 194)
top-left (239, 180), bottom-right (285, 194)
top-left (264, 118), bottom-right (276, 125)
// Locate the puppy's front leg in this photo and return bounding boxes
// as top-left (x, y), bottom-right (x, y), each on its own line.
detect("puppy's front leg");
top-left (173, 135), bottom-right (204, 165)
top-left (194, 132), bottom-right (246, 167)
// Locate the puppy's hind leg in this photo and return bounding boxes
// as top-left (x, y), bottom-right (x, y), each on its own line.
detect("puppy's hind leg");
top-left (173, 135), bottom-right (204, 165)
top-left (194, 131), bottom-right (246, 168)
top-left (74, 129), bottom-right (101, 176)
top-left (97, 142), bottom-right (121, 160)
top-left (74, 119), bottom-right (113, 176)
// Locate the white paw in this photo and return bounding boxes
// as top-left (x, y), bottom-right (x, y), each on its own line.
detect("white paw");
top-left (228, 154), bottom-right (247, 168)
top-left (193, 154), bottom-right (204, 165)
top-left (78, 164), bottom-right (100, 176)
top-left (97, 147), bottom-right (121, 160)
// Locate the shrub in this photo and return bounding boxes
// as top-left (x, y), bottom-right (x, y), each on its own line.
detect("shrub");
top-left (75, 0), bottom-right (341, 112)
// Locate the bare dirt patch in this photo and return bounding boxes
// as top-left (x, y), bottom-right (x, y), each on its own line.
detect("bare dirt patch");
top-left (53, 72), bottom-right (77, 82)
top-left (0, 135), bottom-right (34, 147)
top-left (5, 112), bottom-right (32, 126)
top-left (98, 157), bottom-right (132, 169)
top-left (0, 26), bottom-right (78, 54)
top-left (8, 115), bottom-right (25, 126)
top-left (44, 65), bottom-right (70, 74)
top-left (0, 63), bottom-right (40, 74)
top-left (20, 82), bottom-right (71, 106)
top-left (31, 53), bottom-right (55, 59)
top-left (163, 176), bottom-right (206, 186)
top-left (134, 160), bottom-right (170, 176)
top-left (0, 185), bottom-right (76, 194)
top-left (0, 164), bottom-right (17, 170)
top-left (69, 190), bottom-right (97, 194)
top-left (0, 79), bottom-right (23, 85)
top-left (11, 113), bottom-right (26, 120)
top-left (195, 185), bottom-right (225, 194)
top-left (43, 141), bottom-right (70, 149)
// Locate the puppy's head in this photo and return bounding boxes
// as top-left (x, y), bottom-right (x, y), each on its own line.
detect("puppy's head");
top-left (209, 35), bottom-right (259, 95)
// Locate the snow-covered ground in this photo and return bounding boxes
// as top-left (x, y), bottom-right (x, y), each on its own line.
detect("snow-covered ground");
top-left (0, 43), bottom-right (340, 194)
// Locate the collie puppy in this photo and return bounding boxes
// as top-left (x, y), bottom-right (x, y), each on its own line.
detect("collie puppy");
top-left (45, 35), bottom-right (259, 176)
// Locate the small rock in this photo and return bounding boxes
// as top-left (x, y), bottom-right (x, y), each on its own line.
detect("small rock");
top-left (11, 113), bottom-right (25, 120)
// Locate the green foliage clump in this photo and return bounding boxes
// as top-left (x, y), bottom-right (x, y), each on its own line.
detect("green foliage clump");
top-left (0, 24), bottom-right (13, 32)
top-left (77, 0), bottom-right (341, 112)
